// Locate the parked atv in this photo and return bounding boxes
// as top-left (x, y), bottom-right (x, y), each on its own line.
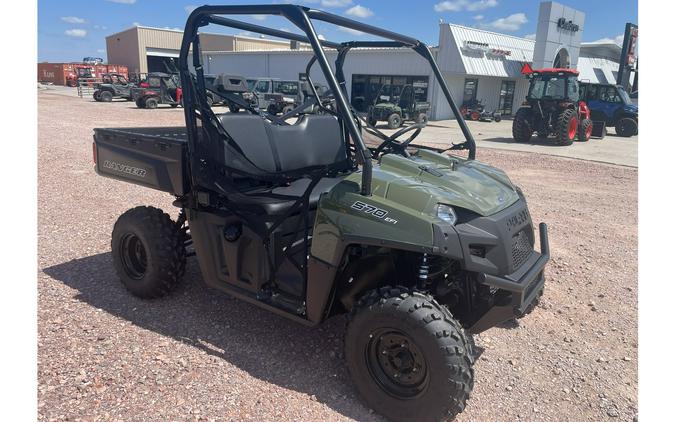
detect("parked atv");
top-left (93, 73), bottom-right (135, 102)
top-left (460, 99), bottom-right (501, 122)
top-left (92, 5), bottom-right (549, 421)
top-left (579, 82), bottom-right (638, 137)
top-left (367, 84), bottom-right (430, 129)
top-left (513, 68), bottom-right (593, 146)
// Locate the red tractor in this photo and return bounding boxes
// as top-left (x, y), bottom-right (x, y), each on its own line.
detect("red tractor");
top-left (513, 68), bottom-right (592, 146)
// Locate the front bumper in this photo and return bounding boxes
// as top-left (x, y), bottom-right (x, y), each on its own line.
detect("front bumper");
top-left (468, 222), bottom-right (550, 334)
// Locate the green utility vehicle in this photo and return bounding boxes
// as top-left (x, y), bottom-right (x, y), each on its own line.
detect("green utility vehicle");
top-left (367, 83), bottom-right (431, 129)
top-left (92, 5), bottom-right (549, 422)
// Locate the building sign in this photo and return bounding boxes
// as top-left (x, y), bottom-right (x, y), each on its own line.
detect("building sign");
top-left (557, 18), bottom-right (580, 32)
top-left (625, 26), bottom-right (638, 65)
top-left (462, 40), bottom-right (511, 57)
top-left (462, 40), bottom-right (489, 53)
top-left (487, 48), bottom-right (512, 57)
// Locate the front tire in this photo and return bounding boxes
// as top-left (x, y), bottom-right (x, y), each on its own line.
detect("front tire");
top-left (615, 117), bottom-right (638, 137)
top-left (415, 112), bottom-right (428, 125)
top-left (578, 118), bottom-right (593, 142)
top-left (387, 113), bottom-right (402, 129)
top-left (556, 108), bottom-right (577, 146)
top-left (111, 206), bottom-right (186, 299)
top-left (345, 286), bottom-right (474, 422)
top-left (99, 90), bottom-right (113, 102)
top-left (512, 107), bottom-right (533, 142)
top-left (367, 117), bottom-right (378, 127)
top-left (135, 98), bottom-right (146, 108)
top-left (144, 97), bottom-right (159, 109)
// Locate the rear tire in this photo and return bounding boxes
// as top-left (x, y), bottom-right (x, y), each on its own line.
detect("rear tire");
top-left (578, 118), bottom-right (593, 142)
top-left (512, 107), bottom-right (533, 142)
top-left (144, 97), bottom-right (159, 109)
top-left (367, 117), bottom-right (378, 127)
top-left (387, 113), bottom-right (402, 129)
top-left (415, 113), bottom-right (428, 125)
top-left (555, 108), bottom-right (577, 146)
top-left (111, 206), bottom-right (186, 299)
top-left (99, 90), bottom-right (113, 102)
top-left (615, 117), bottom-right (638, 137)
top-left (493, 113), bottom-right (502, 122)
top-left (135, 98), bottom-right (146, 108)
top-left (93, 90), bottom-right (101, 101)
top-left (345, 286), bottom-right (474, 422)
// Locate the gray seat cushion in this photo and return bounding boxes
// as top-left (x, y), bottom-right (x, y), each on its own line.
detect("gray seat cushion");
top-left (217, 114), bottom-right (347, 175)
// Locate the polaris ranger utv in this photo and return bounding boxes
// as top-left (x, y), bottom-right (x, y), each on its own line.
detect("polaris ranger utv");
top-left (513, 68), bottom-right (593, 146)
top-left (93, 73), bottom-right (135, 102)
top-left (92, 5), bottom-right (549, 421)
top-left (367, 83), bottom-right (430, 129)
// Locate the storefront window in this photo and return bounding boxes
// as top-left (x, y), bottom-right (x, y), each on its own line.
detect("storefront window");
top-left (462, 78), bottom-right (479, 106)
top-left (498, 80), bottom-right (515, 115)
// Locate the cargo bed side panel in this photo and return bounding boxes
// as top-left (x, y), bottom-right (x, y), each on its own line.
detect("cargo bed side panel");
top-left (94, 127), bottom-right (188, 195)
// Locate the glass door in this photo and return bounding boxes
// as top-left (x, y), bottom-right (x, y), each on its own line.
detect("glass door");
top-left (498, 80), bottom-right (516, 115)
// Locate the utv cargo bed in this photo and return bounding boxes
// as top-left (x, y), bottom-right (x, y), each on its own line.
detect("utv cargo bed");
top-left (93, 127), bottom-right (188, 195)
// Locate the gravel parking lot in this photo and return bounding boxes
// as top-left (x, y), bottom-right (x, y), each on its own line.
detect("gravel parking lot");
top-left (38, 92), bottom-right (637, 421)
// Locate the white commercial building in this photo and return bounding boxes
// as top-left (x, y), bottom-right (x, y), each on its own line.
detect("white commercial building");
top-left (200, 1), bottom-right (626, 120)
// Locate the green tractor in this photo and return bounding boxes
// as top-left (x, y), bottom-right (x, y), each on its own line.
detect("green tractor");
top-left (367, 84), bottom-right (431, 129)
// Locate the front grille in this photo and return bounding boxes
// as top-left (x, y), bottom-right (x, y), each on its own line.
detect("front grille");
top-left (512, 229), bottom-right (534, 270)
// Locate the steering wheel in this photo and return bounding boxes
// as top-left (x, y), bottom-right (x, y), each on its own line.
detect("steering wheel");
top-left (372, 123), bottom-right (425, 158)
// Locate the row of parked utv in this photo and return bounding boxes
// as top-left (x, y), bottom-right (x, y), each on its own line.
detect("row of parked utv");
top-left (90, 70), bottom-right (439, 129)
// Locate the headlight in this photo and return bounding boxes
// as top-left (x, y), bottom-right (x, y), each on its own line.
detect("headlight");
top-left (436, 204), bottom-right (457, 225)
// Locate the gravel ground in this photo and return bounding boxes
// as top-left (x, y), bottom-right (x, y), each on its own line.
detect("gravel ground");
top-left (38, 93), bottom-right (637, 421)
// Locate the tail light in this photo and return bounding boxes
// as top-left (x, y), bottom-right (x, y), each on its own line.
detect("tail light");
top-left (92, 141), bottom-right (97, 165)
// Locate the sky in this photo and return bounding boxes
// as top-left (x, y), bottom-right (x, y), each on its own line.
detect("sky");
top-left (38, 0), bottom-right (638, 62)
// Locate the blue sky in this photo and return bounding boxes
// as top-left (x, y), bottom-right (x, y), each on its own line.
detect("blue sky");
top-left (38, 0), bottom-right (638, 62)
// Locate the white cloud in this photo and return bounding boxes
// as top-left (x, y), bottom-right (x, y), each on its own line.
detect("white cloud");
top-left (132, 22), bottom-right (141, 27)
top-left (93, 25), bottom-right (108, 30)
top-left (473, 15), bottom-right (484, 20)
top-left (318, 34), bottom-right (326, 40)
top-left (107, 0), bottom-right (137, 4)
top-left (524, 33), bottom-right (536, 40)
top-left (97, 49), bottom-right (106, 53)
top-left (345, 5), bottom-right (374, 18)
top-left (592, 34), bottom-right (624, 46)
top-left (339, 26), bottom-right (364, 36)
top-left (61, 16), bottom-right (85, 24)
top-left (320, 0), bottom-right (352, 8)
top-left (481, 13), bottom-right (528, 31)
top-left (65, 29), bottom-right (87, 38)
top-left (434, 0), bottom-right (498, 12)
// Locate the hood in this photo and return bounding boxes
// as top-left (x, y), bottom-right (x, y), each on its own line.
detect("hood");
top-left (362, 149), bottom-right (519, 217)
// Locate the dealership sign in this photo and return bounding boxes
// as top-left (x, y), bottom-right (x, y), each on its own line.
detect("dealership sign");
top-left (557, 18), bottom-right (580, 32)
top-left (462, 40), bottom-right (511, 57)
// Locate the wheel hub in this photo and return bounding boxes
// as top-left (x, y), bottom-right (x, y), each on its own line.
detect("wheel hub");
top-left (367, 330), bottom-right (429, 398)
top-left (120, 233), bottom-right (147, 279)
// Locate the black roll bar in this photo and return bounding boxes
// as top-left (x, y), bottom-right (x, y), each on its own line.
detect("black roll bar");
top-left (179, 4), bottom-right (478, 197)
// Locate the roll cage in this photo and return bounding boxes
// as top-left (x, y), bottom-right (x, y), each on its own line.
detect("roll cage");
top-left (179, 4), bottom-right (477, 198)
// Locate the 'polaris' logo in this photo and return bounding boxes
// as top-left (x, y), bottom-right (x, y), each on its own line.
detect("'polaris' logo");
top-left (103, 160), bottom-right (147, 178)
top-left (506, 209), bottom-right (529, 231)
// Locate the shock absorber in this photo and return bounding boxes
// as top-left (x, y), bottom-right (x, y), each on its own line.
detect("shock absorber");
top-left (417, 253), bottom-right (431, 290)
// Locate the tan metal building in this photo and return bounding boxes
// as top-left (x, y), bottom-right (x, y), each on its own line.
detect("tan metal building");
top-left (105, 26), bottom-right (293, 76)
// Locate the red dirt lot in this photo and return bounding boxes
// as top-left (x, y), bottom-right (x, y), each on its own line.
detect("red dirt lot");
top-left (38, 92), bottom-right (637, 421)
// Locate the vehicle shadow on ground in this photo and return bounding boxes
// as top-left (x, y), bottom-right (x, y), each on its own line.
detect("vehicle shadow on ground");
top-left (43, 253), bottom-right (382, 421)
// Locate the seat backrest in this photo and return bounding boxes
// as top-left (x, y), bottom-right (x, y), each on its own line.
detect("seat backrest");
top-left (217, 114), bottom-right (347, 176)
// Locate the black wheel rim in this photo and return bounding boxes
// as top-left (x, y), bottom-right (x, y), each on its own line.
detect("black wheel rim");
top-left (120, 233), bottom-right (147, 279)
top-left (365, 328), bottom-right (429, 399)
